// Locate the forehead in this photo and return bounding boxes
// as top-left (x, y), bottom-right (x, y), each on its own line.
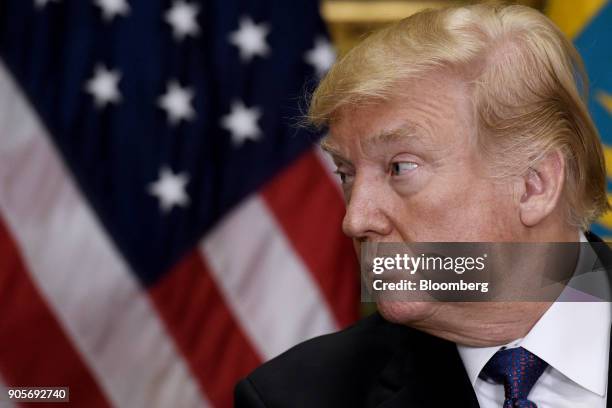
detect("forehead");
top-left (323, 71), bottom-right (473, 154)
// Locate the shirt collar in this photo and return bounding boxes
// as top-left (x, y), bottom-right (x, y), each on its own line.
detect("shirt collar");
top-left (457, 232), bottom-right (611, 396)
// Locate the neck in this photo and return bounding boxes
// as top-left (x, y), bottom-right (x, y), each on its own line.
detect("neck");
top-left (414, 301), bottom-right (552, 347)
top-left (524, 212), bottom-right (580, 243)
top-left (414, 225), bottom-right (582, 347)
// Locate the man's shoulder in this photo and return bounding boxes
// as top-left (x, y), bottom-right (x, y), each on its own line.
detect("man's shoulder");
top-left (249, 312), bottom-right (412, 378)
top-left (234, 313), bottom-right (420, 407)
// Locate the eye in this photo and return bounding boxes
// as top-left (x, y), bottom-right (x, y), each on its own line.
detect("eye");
top-left (391, 161), bottom-right (418, 176)
top-left (333, 169), bottom-right (354, 185)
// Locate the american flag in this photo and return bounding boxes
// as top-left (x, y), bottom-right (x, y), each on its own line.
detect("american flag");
top-left (0, 0), bottom-right (359, 407)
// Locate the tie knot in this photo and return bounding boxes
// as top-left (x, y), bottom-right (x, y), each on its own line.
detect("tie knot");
top-left (481, 347), bottom-right (548, 408)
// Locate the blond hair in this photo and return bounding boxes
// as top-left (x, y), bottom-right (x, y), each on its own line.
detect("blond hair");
top-left (309, 3), bottom-right (609, 228)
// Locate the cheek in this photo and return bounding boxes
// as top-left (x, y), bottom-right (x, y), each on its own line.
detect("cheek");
top-left (394, 176), bottom-right (519, 241)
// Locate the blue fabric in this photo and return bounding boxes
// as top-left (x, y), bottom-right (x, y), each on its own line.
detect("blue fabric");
top-left (481, 347), bottom-right (548, 408)
top-left (0, 0), bottom-right (327, 285)
top-left (577, 2), bottom-right (612, 238)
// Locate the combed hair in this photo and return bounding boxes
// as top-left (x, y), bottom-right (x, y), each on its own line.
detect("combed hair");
top-left (308, 3), bottom-right (609, 228)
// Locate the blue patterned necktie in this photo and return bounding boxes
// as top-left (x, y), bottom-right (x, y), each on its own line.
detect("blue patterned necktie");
top-left (481, 347), bottom-right (548, 408)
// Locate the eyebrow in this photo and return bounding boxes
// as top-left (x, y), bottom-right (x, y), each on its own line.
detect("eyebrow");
top-left (319, 136), bottom-right (341, 156)
top-left (364, 124), bottom-right (420, 151)
top-left (320, 122), bottom-right (421, 158)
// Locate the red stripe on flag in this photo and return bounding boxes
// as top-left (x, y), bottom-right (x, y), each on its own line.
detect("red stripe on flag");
top-left (0, 216), bottom-right (110, 408)
top-left (261, 150), bottom-right (359, 328)
top-left (149, 251), bottom-right (261, 408)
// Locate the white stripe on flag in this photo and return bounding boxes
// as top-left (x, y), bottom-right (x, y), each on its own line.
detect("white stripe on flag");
top-left (0, 63), bottom-right (209, 408)
top-left (0, 377), bottom-right (15, 408)
top-left (200, 195), bottom-right (338, 360)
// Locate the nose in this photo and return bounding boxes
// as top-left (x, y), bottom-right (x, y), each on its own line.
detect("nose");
top-left (342, 176), bottom-right (392, 241)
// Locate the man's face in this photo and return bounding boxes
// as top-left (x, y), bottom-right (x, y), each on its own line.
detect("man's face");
top-left (324, 71), bottom-right (523, 326)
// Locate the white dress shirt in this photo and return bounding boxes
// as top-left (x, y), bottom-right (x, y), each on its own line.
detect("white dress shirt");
top-left (458, 234), bottom-right (612, 408)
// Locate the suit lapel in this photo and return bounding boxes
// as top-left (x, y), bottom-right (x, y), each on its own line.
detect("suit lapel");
top-left (369, 328), bottom-right (479, 408)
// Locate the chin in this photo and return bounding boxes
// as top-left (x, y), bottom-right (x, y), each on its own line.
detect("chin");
top-left (376, 301), bottom-right (439, 325)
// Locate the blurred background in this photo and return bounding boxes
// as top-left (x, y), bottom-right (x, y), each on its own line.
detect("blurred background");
top-left (0, 0), bottom-right (609, 407)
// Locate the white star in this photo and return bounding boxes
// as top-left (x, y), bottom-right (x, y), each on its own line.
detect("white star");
top-left (304, 37), bottom-right (336, 77)
top-left (148, 167), bottom-right (190, 212)
top-left (94, 0), bottom-right (130, 21)
top-left (228, 16), bottom-right (271, 62)
top-left (220, 101), bottom-right (262, 146)
top-left (34, 0), bottom-right (60, 9)
top-left (164, 1), bottom-right (200, 41)
top-left (84, 64), bottom-right (122, 108)
top-left (157, 80), bottom-right (196, 125)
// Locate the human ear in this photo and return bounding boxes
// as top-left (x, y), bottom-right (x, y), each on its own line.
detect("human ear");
top-left (518, 150), bottom-right (565, 227)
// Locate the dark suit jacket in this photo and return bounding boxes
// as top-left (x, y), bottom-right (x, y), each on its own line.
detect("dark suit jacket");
top-left (235, 232), bottom-right (612, 407)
